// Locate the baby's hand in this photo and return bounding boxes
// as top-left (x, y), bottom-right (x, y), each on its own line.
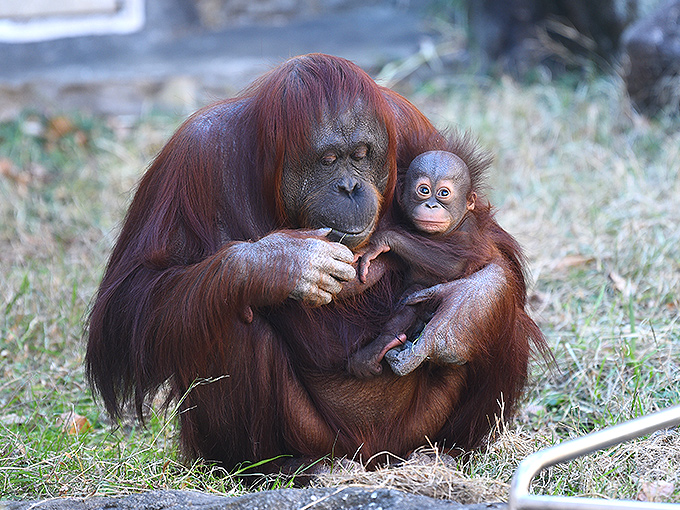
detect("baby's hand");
top-left (358, 240), bottom-right (390, 283)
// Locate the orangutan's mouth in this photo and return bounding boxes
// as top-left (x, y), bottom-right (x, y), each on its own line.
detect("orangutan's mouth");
top-left (325, 222), bottom-right (374, 248)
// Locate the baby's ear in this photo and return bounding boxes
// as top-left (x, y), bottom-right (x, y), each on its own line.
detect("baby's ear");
top-left (467, 191), bottom-right (477, 211)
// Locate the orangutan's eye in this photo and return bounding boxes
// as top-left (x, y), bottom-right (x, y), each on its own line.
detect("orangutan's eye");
top-left (352, 145), bottom-right (368, 161)
top-left (321, 152), bottom-right (337, 166)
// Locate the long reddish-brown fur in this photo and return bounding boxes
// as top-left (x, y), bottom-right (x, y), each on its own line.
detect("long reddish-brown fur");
top-left (86, 53), bottom-right (547, 469)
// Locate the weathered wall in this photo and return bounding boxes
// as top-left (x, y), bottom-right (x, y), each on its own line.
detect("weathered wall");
top-left (194, 0), bottom-right (402, 28)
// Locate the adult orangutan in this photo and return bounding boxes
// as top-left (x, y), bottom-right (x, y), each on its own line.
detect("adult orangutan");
top-left (86, 53), bottom-right (546, 470)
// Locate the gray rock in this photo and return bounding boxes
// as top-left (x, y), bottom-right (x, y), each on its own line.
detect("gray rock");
top-left (622, 0), bottom-right (680, 113)
top-left (1, 488), bottom-right (506, 510)
top-left (467, 0), bottom-right (630, 75)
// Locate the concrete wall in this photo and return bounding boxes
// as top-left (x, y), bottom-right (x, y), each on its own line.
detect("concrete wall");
top-left (0, 0), bottom-right (405, 42)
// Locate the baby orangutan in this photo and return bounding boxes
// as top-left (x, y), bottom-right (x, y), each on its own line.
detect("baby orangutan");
top-left (347, 150), bottom-right (478, 378)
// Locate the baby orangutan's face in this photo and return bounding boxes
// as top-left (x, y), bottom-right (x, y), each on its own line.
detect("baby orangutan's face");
top-left (403, 151), bottom-right (476, 235)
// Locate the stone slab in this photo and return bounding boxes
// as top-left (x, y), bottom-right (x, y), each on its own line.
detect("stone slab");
top-left (1, 488), bottom-right (506, 510)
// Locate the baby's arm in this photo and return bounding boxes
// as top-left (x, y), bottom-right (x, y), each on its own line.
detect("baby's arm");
top-left (347, 284), bottom-right (424, 378)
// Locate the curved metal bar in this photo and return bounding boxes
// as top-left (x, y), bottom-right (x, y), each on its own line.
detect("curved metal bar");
top-left (509, 405), bottom-right (680, 510)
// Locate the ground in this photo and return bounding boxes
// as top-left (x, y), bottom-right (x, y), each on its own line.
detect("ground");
top-left (0, 22), bottom-right (679, 505)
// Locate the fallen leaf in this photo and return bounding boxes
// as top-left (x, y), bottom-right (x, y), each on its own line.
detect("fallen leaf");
top-left (554, 255), bottom-right (595, 271)
top-left (608, 271), bottom-right (629, 296)
top-left (47, 115), bottom-right (76, 141)
top-left (58, 411), bottom-right (92, 435)
top-left (0, 158), bottom-right (34, 194)
top-left (0, 158), bottom-right (13, 177)
top-left (638, 480), bottom-right (674, 502)
top-left (0, 413), bottom-right (26, 426)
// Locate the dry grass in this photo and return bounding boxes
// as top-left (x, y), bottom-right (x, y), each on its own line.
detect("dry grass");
top-left (1, 71), bottom-right (678, 502)
top-left (313, 446), bottom-right (511, 504)
top-left (315, 426), bottom-right (680, 504)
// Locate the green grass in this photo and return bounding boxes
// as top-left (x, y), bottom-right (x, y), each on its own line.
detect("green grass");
top-left (409, 74), bottom-right (680, 502)
top-left (1, 74), bottom-right (678, 502)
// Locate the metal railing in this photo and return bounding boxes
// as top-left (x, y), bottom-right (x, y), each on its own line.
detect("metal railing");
top-left (509, 405), bottom-right (680, 510)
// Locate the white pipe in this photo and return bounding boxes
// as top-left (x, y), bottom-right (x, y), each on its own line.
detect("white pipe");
top-left (509, 405), bottom-right (680, 510)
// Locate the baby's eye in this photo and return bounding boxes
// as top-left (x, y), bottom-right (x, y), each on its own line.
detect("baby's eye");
top-left (417, 184), bottom-right (431, 196)
top-left (437, 188), bottom-right (451, 198)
